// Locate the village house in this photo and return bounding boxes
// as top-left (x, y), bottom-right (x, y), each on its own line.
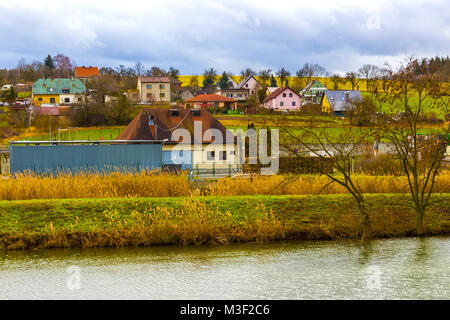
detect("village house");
top-left (126, 89), bottom-right (140, 104)
top-left (180, 89), bottom-right (195, 101)
top-left (215, 87), bottom-right (249, 103)
top-left (137, 76), bottom-right (182, 104)
top-left (263, 87), bottom-right (302, 111)
top-left (116, 108), bottom-right (237, 170)
top-left (32, 78), bottom-right (86, 106)
top-left (237, 75), bottom-right (261, 97)
top-left (301, 80), bottom-right (328, 104)
top-left (184, 94), bottom-right (238, 110)
top-left (75, 66), bottom-right (100, 82)
top-left (321, 90), bottom-right (363, 116)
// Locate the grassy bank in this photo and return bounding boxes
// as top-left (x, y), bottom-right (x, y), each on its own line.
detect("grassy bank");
top-left (0, 194), bottom-right (449, 250)
top-left (1, 172), bottom-right (449, 200)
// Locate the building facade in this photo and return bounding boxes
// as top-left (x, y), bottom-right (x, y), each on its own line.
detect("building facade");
top-left (137, 77), bottom-right (182, 104)
top-left (263, 87), bottom-right (302, 111)
top-left (32, 78), bottom-right (86, 106)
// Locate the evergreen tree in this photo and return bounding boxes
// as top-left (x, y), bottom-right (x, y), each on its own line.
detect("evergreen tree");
top-left (217, 72), bottom-right (232, 89)
top-left (44, 54), bottom-right (55, 70)
top-left (284, 78), bottom-right (289, 87)
top-left (270, 74), bottom-right (277, 87)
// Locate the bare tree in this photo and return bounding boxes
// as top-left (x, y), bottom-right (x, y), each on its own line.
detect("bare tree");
top-left (375, 58), bottom-right (449, 235)
top-left (258, 69), bottom-right (272, 86)
top-left (330, 74), bottom-right (344, 90)
top-left (276, 68), bottom-right (291, 87)
top-left (134, 62), bottom-right (145, 76)
top-left (345, 72), bottom-right (358, 90)
top-left (266, 112), bottom-right (375, 239)
top-left (241, 68), bottom-right (256, 80)
top-left (358, 64), bottom-right (380, 92)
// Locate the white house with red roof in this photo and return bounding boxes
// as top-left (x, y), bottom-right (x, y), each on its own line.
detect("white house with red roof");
top-left (263, 87), bottom-right (302, 110)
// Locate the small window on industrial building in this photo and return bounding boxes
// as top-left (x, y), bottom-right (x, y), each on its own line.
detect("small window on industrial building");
top-left (207, 151), bottom-right (215, 161)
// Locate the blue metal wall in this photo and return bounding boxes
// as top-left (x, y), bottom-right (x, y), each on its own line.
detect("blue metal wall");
top-left (10, 144), bottom-right (163, 174)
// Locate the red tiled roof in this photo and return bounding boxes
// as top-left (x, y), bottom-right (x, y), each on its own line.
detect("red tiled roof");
top-left (263, 87), bottom-right (301, 103)
top-left (75, 67), bottom-right (99, 78)
top-left (185, 94), bottom-right (237, 103)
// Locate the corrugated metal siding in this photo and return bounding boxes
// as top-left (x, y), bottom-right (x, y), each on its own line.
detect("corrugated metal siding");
top-left (10, 144), bottom-right (162, 174)
top-left (163, 150), bottom-right (193, 169)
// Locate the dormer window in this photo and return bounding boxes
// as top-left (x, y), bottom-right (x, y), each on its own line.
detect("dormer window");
top-left (170, 109), bottom-right (179, 116)
top-left (191, 109), bottom-right (200, 117)
top-left (149, 115), bottom-right (154, 125)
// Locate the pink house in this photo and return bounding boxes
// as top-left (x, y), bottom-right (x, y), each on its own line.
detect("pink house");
top-left (263, 87), bottom-right (302, 110)
top-left (237, 75), bottom-right (261, 97)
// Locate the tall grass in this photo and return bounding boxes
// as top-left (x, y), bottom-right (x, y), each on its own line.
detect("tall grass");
top-left (0, 171), bottom-right (449, 200)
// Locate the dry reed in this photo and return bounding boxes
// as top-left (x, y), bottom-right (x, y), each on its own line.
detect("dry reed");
top-left (0, 171), bottom-right (449, 200)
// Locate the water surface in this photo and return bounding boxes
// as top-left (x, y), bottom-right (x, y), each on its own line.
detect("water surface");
top-left (0, 237), bottom-right (449, 299)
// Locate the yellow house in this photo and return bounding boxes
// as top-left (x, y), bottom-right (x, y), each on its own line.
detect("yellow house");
top-left (32, 78), bottom-right (86, 106)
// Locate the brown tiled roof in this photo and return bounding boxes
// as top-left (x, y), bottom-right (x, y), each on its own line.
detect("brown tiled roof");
top-left (185, 94), bottom-right (237, 103)
top-left (139, 77), bottom-right (182, 84)
top-left (116, 108), bottom-right (236, 144)
top-left (263, 86), bottom-right (301, 103)
top-left (75, 67), bottom-right (99, 78)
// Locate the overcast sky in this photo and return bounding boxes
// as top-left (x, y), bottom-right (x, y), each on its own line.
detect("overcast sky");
top-left (0, 0), bottom-right (449, 74)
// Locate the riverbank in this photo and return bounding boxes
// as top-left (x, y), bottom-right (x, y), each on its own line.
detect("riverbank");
top-left (0, 194), bottom-right (449, 250)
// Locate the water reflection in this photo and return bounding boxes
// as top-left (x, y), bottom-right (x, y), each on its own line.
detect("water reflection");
top-left (0, 237), bottom-right (449, 299)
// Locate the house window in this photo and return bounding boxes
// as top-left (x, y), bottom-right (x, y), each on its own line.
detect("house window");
top-left (237, 94), bottom-right (243, 98)
top-left (170, 109), bottom-right (179, 116)
top-left (64, 98), bottom-right (70, 103)
top-left (282, 93), bottom-right (286, 97)
top-left (160, 84), bottom-right (165, 89)
top-left (147, 93), bottom-right (152, 98)
top-left (230, 150), bottom-right (235, 156)
top-left (219, 151), bottom-right (227, 161)
top-left (207, 151), bottom-right (215, 161)
top-left (62, 88), bottom-right (70, 94)
top-left (292, 101), bottom-right (296, 106)
top-left (191, 109), bottom-right (200, 117)
top-left (280, 102), bottom-right (284, 107)
top-left (38, 98), bottom-right (43, 101)
top-left (78, 97), bottom-right (81, 101)
top-left (146, 85), bottom-right (152, 89)
top-left (289, 93), bottom-right (293, 97)
top-left (227, 94), bottom-right (233, 98)
top-left (245, 84), bottom-right (248, 88)
top-left (50, 98), bottom-right (55, 103)
top-left (160, 93), bottom-right (165, 98)
top-left (179, 150), bottom-right (183, 157)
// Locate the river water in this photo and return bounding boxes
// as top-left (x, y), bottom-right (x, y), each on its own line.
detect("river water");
top-left (0, 237), bottom-right (449, 300)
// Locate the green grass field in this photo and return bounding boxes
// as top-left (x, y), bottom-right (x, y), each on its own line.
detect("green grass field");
top-left (22, 127), bottom-right (125, 141)
top-left (0, 194), bottom-right (448, 249)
